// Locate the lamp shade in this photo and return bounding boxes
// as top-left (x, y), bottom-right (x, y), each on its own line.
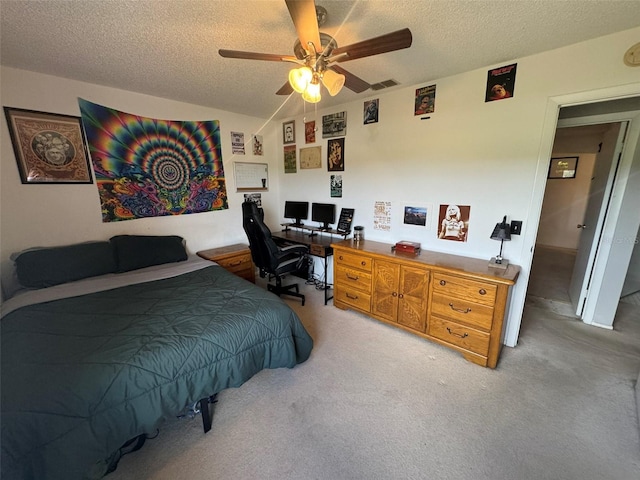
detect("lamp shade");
top-left (302, 78), bottom-right (321, 103)
top-left (321, 69), bottom-right (345, 96)
top-left (490, 215), bottom-right (511, 241)
top-left (289, 66), bottom-right (313, 93)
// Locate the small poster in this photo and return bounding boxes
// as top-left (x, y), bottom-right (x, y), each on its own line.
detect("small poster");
top-left (374, 201), bottom-right (392, 231)
top-left (231, 132), bottom-right (245, 154)
top-left (363, 99), bottom-right (379, 124)
top-left (403, 206), bottom-right (427, 227)
top-left (305, 121), bottom-right (316, 143)
top-left (485, 63), bottom-right (517, 102)
top-left (284, 145), bottom-right (296, 173)
top-left (331, 174), bottom-right (342, 197)
top-left (300, 146), bottom-right (322, 169)
top-left (322, 111), bottom-right (347, 138)
top-left (414, 85), bottom-right (436, 115)
top-left (327, 137), bottom-right (344, 171)
top-left (243, 193), bottom-right (262, 206)
top-left (252, 135), bottom-right (263, 155)
top-left (437, 204), bottom-right (470, 242)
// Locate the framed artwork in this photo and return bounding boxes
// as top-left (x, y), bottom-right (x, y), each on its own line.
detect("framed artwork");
top-left (437, 204), bottom-right (470, 242)
top-left (414, 85), bottom-right (436, 115)
top-left (283, 120), bottom-right (295, 144)
top-left (252, 134), bottom-right (263, 155)
top-left (4, 107), bottom-right (92, 184)
top-left (327, 137), bottom-right (344, 171)
top-left (284, 145), bottom-right (297, 173)
top-left (548, 156), bottom-right (578, 179)
top-left (485, 63), bottom-right (517, 102)
top-left (300, 146), bottom-right (322, 169)
top-left (322, 111), bottom-right (347, 138)
top-left (305, 121), bottom-right (316, 143)
top-left (364, 99), bottom-right (379, 124)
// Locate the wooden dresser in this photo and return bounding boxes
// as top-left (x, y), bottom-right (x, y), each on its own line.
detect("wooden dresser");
top-left (197, 244), bottom-right (255, 283)
top-left (332, 239), bottom-right (520, 368)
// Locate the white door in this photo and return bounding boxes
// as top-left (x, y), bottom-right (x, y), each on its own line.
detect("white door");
top-left (568, 122), bottom-right (627, 316)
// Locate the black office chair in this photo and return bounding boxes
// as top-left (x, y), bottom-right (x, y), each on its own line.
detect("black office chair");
top-left (242, 201), bottom-right (308, 305)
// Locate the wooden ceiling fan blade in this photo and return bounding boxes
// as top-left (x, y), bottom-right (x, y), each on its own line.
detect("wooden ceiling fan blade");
top-left (219, 49), bottom-right (298, 63)
top-left (285, 0), bottom-right (322, 55)
top-left (276, 81), bottom-right (294, 95)
top-left (330, 65), bottom-right (370, 93)
top-left (329, 28), bottom-right (413, 63)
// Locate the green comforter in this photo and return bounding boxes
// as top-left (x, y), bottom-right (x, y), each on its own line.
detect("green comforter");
top-left (1, 265), bottom-right (313, 479)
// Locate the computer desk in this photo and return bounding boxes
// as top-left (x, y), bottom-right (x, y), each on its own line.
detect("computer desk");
top-left (270, 227), bottom-right (338, 305)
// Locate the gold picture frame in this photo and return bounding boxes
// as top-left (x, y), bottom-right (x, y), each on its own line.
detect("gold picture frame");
top-left (4, 107), bottom-right (93, 184)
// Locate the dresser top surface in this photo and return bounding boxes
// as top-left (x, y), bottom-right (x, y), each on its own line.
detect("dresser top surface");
top-left (332, 239), bottom-right (520, 284)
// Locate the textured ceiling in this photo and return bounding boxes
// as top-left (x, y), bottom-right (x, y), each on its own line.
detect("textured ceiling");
top-left (2, 0), bottom-right (640, 120)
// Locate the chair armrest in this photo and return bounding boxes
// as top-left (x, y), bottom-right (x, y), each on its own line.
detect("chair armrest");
top-left (280, 244), bottom-right (308, 255)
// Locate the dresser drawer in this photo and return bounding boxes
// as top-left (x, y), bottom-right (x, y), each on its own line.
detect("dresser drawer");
top-left (335, 286), bottom-right (371, 311)
top-left (215, 252), bottom-right (253, 272)
top-left (335, 265), bottom-right (372, 293)
top-left (335, 251), bottom-right (373, 272)
top-left (432, 273), bottom-right (496, 306)
top-left (429, 316), bottom-right (490, 356)
top-left (430, 293), bottom-right (494, 331)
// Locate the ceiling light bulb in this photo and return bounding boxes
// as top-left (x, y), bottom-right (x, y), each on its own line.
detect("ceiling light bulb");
top-left (321, 69), bottom-right (345, 96)
top-left (302, 81), bottom-right (321, 103)
top-left (289, 66), bottom-right (313, 93)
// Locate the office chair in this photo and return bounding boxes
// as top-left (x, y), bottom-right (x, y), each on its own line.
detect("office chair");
top-left (242, 201), bottom-right (308, 305)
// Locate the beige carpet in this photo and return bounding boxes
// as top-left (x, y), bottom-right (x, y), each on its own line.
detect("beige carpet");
top-left (106, 271), bottom-right (640, 480)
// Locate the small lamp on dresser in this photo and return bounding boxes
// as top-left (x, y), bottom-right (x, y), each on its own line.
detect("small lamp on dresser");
top-left (489, 215), bottom-right (511, 269)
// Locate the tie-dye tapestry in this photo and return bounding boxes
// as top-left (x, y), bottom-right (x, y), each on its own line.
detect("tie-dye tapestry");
top-left (78, 98), bottom-right (228, 222)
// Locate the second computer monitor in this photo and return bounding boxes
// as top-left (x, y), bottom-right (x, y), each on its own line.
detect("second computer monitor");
top-left (311, 203), bottom-right (336, 230)
top-left (284, 201), bottom-right (309, 227)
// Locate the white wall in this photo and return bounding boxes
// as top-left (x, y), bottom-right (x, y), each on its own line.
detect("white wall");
top-left (2, 26), bottom-right (640, 347)
top-left (0, 67), bottom-right (277, 297)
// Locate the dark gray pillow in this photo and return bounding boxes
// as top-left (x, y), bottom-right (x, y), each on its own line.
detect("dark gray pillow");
top-left (14, 241), bottom-right (117, 288)
top-left (110, 235), bottom-right (187, 272)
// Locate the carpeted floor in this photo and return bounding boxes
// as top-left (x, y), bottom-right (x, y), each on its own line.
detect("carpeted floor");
top-left (107, 255), bottom-right (640, 480)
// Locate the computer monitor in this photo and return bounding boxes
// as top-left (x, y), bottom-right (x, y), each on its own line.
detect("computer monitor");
top-left (311, 203), bottom-right (336, 230)
top-left (284, 201), bottom-right (309, 227)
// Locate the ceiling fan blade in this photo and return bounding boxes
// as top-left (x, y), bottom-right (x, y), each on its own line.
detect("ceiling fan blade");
top-left (328, 28), bottom-right (413, 63)
top-left (330, 65), bottom-right (370, 93)
top-left (285, 0), bottom-right (322, 55)
top-left (276, 82), bottom-right (294, 95)
top-left (219, 49), bottom-right (298, 63)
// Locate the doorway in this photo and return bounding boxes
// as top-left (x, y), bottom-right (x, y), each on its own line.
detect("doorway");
top-left (526, 101), bottom-right (640, 330)
top-left (527, 122), bottom-right (624, 318)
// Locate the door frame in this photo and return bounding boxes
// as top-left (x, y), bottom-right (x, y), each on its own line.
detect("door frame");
top-left (504, 83), bottom-right (640, 347)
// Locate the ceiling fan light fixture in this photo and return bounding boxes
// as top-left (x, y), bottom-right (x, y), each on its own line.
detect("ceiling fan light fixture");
top-left (289, 66), bottom-right (313, 93)
top-left (321, 69), bottom-right (345, 96)
top-left (302, 78), bottom-right (322, 103)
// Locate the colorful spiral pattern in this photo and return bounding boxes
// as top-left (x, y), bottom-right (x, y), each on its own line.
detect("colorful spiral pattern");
top-left (79, 98), bottom-right (228, 222)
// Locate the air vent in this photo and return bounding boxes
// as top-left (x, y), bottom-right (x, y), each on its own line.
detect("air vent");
top-left (369, 79), bottom-right (399, 91)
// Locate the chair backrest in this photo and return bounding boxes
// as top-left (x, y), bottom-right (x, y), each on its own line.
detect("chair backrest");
top-left (242, 201), bottom-right (281, 273)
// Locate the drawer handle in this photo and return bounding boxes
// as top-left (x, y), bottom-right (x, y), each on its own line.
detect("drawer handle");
top-left (228, 260), bottom-right (242, 266)
top-left (479, 289), bottom-right (486, 295)
top-left (339, 255), bottom-right (344, 260)
top-left (439, 280), bottom-right (446, 286)
top-left (398, 293), bottom-right (404, 299)
top-left (346, 293), bottom-right (359, 300)
top-left (449, 303), bottom-right (471, 314)
top-left (346, 273), bottom-right (360, 281)
top-left (446, 327), bottom-right (468, 339)
top-left (392, 292), bottom-right (397, 297)
top-left (361, 261), bottom-right (367, 266)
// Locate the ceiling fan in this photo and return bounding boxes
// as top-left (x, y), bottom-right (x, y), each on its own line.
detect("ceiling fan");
top-left (218, 0), bottom-right (412, 103)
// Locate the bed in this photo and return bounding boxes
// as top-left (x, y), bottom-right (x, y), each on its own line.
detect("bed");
top-left (1, 236), bottom-right (314, 480)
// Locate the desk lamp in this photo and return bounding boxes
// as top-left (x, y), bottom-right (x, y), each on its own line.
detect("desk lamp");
top-left (489, 215), bottom-right (511, 269)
